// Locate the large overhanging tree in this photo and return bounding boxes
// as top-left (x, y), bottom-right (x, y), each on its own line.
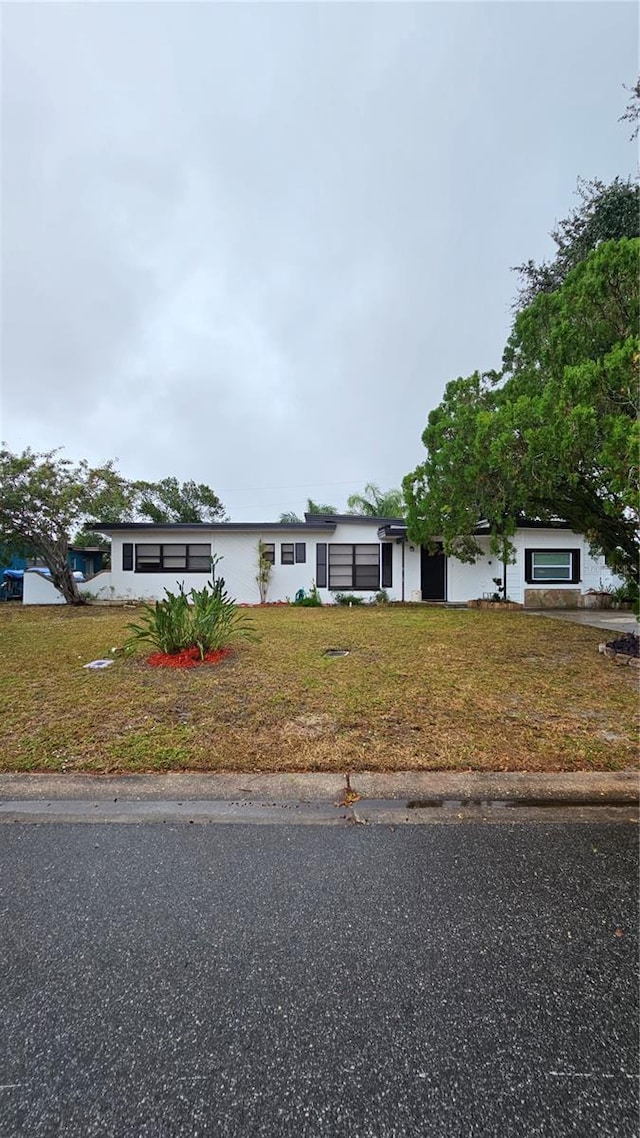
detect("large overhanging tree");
top-left (0, 448), bottom-right (135, 604)
top-left (0, 448), bottom-right (228, 604)
top-left (513, 175), bottom-right (639, 309)
top-left (404, 237), bottom-right (639, 592)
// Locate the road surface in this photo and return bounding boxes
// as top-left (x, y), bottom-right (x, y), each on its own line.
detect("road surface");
top-left (1, 820), bottom-right (638, 1136)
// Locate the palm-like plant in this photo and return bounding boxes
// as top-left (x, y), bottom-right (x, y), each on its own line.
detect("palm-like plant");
top-left (306, 499), bottom-right (338, 515)
top-left (124, 578), bottom-right (256, 659)
top-left (346, 483), bottom-right (404, 517)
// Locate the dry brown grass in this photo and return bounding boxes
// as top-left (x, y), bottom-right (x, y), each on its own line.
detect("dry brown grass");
top-left (0, 604), bottom-right (637, 773)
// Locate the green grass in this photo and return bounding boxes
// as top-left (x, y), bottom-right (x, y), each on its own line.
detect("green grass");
top-left (0, 604), bottom-right (637, 773)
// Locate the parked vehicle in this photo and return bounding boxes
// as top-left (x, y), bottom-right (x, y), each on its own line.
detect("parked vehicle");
top-left (0, 569), bottom-right (24, 601)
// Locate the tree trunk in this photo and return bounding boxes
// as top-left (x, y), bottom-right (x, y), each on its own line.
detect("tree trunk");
top-left (38, 535), bottom-right (84, 605)
top-left (50, 561), bottom-right (83, 605)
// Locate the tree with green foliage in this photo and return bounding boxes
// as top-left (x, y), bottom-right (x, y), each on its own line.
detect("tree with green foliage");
top-left (280, 500), bottom-right (338, 520)
top-left (0, 447), bottom-right (133, 604)
top-left (280, 488), bottom-right (404, 520)
top-left (134, 477), bottom-right (226, 524)
top-left (305, 499), bottom-right (337, 515)
top-left (619, 77), bottom-right (640, 139)
top-left (346, 482), bottom-right (404, 517)
top-left (513, 176), bottom-right (639, 309)
top-left (404, 238), bottom-right (639, 592)
top-left (0, 447), bottom-right (228, 602)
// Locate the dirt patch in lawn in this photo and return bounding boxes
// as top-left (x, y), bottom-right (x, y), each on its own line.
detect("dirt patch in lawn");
top-left (283, 714), bottom-right (339, 739)
top-left (0, 604), bottom-right (637, 773)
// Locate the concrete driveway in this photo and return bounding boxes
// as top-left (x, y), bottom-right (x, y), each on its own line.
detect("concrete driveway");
top-left (524, 609), bottom-right (639, 635)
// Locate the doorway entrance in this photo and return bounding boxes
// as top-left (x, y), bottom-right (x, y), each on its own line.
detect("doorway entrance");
top-left (420, 545), bottom-right (446, 601)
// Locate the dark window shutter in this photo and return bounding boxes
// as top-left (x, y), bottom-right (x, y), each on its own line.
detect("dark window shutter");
top-left (316, 543), bottom-right (327, 588)
top-left (381, 544), bottom-right (393, 588)
top-left (570, 549), bottom-right (581, 584)
top-left (295, 542), bottom-right (306, 564)
top-left (524, 550), bottom-right (533, 583)
top-left (123, 543), bottom-right (133, 571)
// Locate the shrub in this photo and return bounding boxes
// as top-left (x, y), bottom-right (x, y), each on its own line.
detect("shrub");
top-left (611, 580), bottom-right (639, 612)
top-left (334, 593), bottom-right (364, 606)
top-left (256, 540), bottom-right (273, 603)
top-left (124, 577), bottom-right (256, 659)
top-left (293, 582), bottom-right (323, 607)
top-left (370, 589), bottom-right (390, 605)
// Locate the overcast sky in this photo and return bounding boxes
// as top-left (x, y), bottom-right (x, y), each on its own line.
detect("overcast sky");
top-left (1, 2), bottom-right (637, 520)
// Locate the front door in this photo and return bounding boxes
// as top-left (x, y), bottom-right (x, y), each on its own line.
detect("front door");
top-left (420, 545), bottom-right (446, 600)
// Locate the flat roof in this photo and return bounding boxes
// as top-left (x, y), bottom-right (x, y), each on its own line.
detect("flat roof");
top-left (85, 521), bottom-right (336, 533)
top-left (85, 513), bottom-right (406, 534)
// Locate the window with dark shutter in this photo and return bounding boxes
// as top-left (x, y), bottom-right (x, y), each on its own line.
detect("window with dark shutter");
top-left (281, 543), bottom-right (295, 565)
top-left (316, 543), bottom-right (327, 588)
top-left (122, 543), bottom-right (133, 571)
top-left (570, 550), bottom-right (581, 584)
top-left (295, 543), bottom-right (306, 564)
top-left (381, 544), bottom-right (393, 588)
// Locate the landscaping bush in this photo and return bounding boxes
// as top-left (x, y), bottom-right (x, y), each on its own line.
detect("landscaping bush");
top-left (611, 581), bottom-right (639, 610)
top-left (124, 578), bottom-right (256, 660)
top-left (293, 583), bottom-right (323, 607)
top-left (334, 593), bottom-right (365, 606)
top-left (370, 590), bottom-right (390, 605)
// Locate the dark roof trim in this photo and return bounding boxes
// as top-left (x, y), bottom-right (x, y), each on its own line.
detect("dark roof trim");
top-left (377, 518), bottom-right (571, 540)
top-left (85, 521), bottom-right (337, 534)
top-left (305, 513), bottom-right (404, 526)
top-left (377, 524), bottom-right (407, 539)
top-left (86, 513), bottom-right (406, 535)
top-left (475, 518), bottom-right (571, 532)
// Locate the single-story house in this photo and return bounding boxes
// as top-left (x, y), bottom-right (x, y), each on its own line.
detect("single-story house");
top-left (21, 513), bottom-right (622, 608)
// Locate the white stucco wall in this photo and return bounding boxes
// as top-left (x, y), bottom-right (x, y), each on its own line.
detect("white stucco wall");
top-left (445, 537), bottom-right (497, 602)
top-left (212, 531), bottom-right (313, 604)
top-left (22, 571), bottom-right (67, 605)
top-left (448, 529), bottom-right (621, 604)
top-left (103, 523), bottom-right (412, 604)
top-left (20, 524), bottom-right (624, 606)
top-left (22, 570), bottom-right (114, 605)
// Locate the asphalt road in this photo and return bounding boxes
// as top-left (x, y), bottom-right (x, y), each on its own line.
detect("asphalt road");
top-left (1, 822), bottom-right (638, 1137)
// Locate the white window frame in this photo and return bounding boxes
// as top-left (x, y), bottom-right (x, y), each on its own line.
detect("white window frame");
top-left (525, 547), bottom-right (580, 585)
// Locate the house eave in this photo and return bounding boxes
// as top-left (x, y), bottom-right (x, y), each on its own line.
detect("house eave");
top-left (377, 517), bottom-right (572, 541)
top-left (85, 520), bottom-right (338, 534)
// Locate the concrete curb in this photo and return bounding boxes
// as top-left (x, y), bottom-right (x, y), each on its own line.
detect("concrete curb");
top-left (349, 770), bottom-right (639, 804)
top-left (0, 770), bottom-right (637, 805)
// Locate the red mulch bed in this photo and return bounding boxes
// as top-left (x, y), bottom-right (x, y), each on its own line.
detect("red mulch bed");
top-left (147, 647), bottom-right (232, 668)
top-left (237, 601), bottom-right (289, 607)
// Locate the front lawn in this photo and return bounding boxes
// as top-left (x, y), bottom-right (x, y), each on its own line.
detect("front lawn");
top-left (0, 605), bottom-right (636, 773)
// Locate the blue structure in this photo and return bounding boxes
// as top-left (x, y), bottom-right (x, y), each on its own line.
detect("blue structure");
top-left (0, 553), bottom-right (28, 572)
top-left (0, 546), bottom-right (105, 601)
top-left (68, 547), bottom-right (106, 578)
